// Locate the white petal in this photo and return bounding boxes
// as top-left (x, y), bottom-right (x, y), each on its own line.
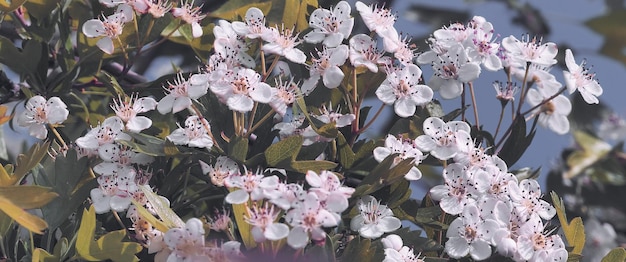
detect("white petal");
top-left (469, 239), bottom-right (492, 261)
top-left (265, 223), bottom-right (289, 240)
top-left (225, 189), bottom-right (249, 204)
top-left (172, 97), bottom-right (192, 113)
top-left (96, 37), bottom-right (115, 55)
top-left (445, 237), bottom-right (470, 259)
top-left (110, 194), bottom-right (132, 212)
top-left (322, 66), bottom-right (344, 89)
top-left (227, 94), bottom-right (254, 112)
top-left (249, 83), bottom-right (273, 103)
top-left (287, 227), bottom-right (309, 249)
top-left (126, 116), bottom-right (152, 132)
top-left (393, 97), bottom-right (417, 118)
top-left (191, 23), bottom-right (203, 38)
top-left (82, 20), bottom-right (105, 37)
top-left (377, 217), bottom-right (402, 232)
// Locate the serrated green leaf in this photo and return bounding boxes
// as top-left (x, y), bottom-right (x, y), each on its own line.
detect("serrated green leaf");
top-left (265, 135), bottom-right (303, 166)
top-left (550, 191), bottom-right (585, 255)
top-left (289, 160), bottom-right (337, 173)
top-left (76, 206), bottom-right (142, 261)
top-left (564, 131), bottom-right (612, 179)
top-left (601, 248), bottom-right (626, 262)
top-left (337, 133), bottom-right (356, 168)
top-left (228, 136), bottom-right (249, 162)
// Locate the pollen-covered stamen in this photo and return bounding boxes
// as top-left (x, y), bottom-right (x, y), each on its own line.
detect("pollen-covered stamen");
top-left (231, 77), bottom-right (250, 95)
top-left (274, 25), bottom-right (301, 49)
top-left (531, 233), bottom-right (547, 250)
top-left (245, 202), bottom-right (280, 229)
top-left (98, 13), bottom-right (125, 38)
top-left (360, 198), bottom-right (384, 224)
top-left (275, 78), bottom-right (298, 105)
top-left (176, 0), bottom-right (206, 24)
top-left (148, 0), bottom-right (172, 18)
top-left (111, 95), bottom-right (137, 122)
top-left (462, 225), bottom-right (478, 242)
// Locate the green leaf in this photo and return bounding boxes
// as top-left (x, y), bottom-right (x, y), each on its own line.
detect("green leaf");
top-left (337, 133), bottom-right (356, 168)
top-left (76, 206), bottom-right (143, 261)
top-left (24, 0), bottom-right (60, 21)
top-left (290, 160), bottom-right (337, 173)
top-left (265, 135), bottom-right (303, 166)
top-left (551, 191), bottom-right (585, 255)
top-left (498, 115), bottom-right (536, 167)
top-left (316, 122), bottom-right (338, 138)
top-left (228, 136), bottom-right (249, 162)
top-left (138, 185), bottom-right (184, 228)
top-left (341, 237), bottom-right (375, 262)
top-left (1, 141), bottom-right (50, 186)
top-left (586, 10), bottom-right (626, 67)
top-left (601, 248), bottom-right (626, 262)
top-left (231, 198), bottom-right (256, 249)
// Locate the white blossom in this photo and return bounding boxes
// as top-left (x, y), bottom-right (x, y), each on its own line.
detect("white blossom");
top-left (18, 96), bottom-right (69, 140)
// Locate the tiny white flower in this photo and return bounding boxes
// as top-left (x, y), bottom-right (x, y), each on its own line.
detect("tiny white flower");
top-left (373, 135), bottom-right (425, 181)
top-left (157, 72), bottom-right (209, 114)
top-left (354, 1), bottom-right (398, 42)
top-left (76, 116), bottom-right (131, 150)
top-left (171, 0), bottom-right (206, 38)
top-left (18, 95), bottom-right (69, 140)
top-left (349, 34), bottom-right (389, 73)
top-left (231, 7), bottom-right (272, 40)
top-left (515, 216), bottom-right (567, 262)
top-left (301, 45), bottom-right (349, 95)
top-left (563, 49), bottom-right (602, 104)
top-left (262, 25), bottom-right (306, 64)
top-left (269, 77), bottom-right (298, 117)
top-left (213, 20), bottom-right (255, 68)
top-left (376, 64), bottom-right (433, 118)
top-left (427, 44), bottom-right (481, 99)
top-left (93, 143), bottom-right (154, 176)
top-left (508, 179), bottom-right (556, 221)
top-left (304, 1), bottom-right (354, 48)
top-left (445, 205), bottom-right (498, 261)
top-left (429, 163), bottom-right (477, 215)
top-left (111, 94), bottom-right (157, 132)
top-left (526, 87), bottom-right (571, 135)
top-left (467, 20), bottom-right (502, 71)
top-left (501, 35), bottom-right (558, 66)
top-left (382, 234), bottom-right (424, 262)
top-left (285, 192), bottom-right (338, 249)
top-left (350, 195), bottom-right (401, 239)
top-left (245, 202), bottom-right (289, 242)
top-left (414, 116), bottom-right (471, 160)
top-left (164, 218), bottom-right (207, 261)
top-left (167, 115), bottom-right (214, 149)
top-left (224, 170), bottom-right (273, 204)
top-left (210, 67), bottom-right (272, 113)
top-left (146, 0), bottom-right (171, 18)
top-left (82, 4), bottom-right (133, 54)
top-left (315, 104), bottom-right (355, 128)
top-left (306, 170), bottom-right (354, 214)
top-left (199, 156), bottom-right (239, 187)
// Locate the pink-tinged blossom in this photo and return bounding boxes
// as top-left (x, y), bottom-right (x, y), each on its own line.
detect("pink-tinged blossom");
top-left (245, 202), bottom-right (289, 242)
top-left (508, 179), bottom-right (556, 221)
top-left (82, 4), bottom-right (133, 54)
top-left (427, 44), bottom-right (481, 99)
top-left (90, 169), bottom-right (139, 213)
top-left (207, 208), bottom-right (232, 233)
top-left (467, 19), bottom-right (502, 71)
top-left (389, 33), bottom-right (417, 66)
top-left (414, 116), bottom-right (472, 160)
top-left (269, 77), bottom-right (298, 117)
top-left (167, 115), bottom-right (213, 149)
top-left (213, 20), bottom-right (255, 68)
top-left (354, 1), bottom-right (398, 43)
top-left (231, 7), bottom-right (272, 40)
top-left (171, 0), bottom-right (206, 38)
top-left (301, 45), bottom-right (349, 95)
top-left (76, 116), bottom-right (131, 150)
top-left (224, 170), bottom-right (277, 204)
top-left (563, 48), bottom-right (602, 104)
top-left (147, 0), bottom-right (171, 18)
top-left (515, 216), bottom-right (567, 262)
top-left (285, 192), bottom-right (338, 249)
top-left (376, 64), bottom-right (433, 118)
top-left (429, 163), bottom-right (477, 215)
top-left (164, 218), bottom-right (207, 261)
top-left (526, 86), bottom-right (571, 135)
top-left (306, 170), bottom-right (354, 214)
top-left (349, 34), bottom-right (389, 73)
top-left (315, 104), bottom-right (356, 128)
top-left (99, 0), bottom-right (149, 13)
top-left (304, 1), bottom-right (354, 48)
top-left (18, 96), bottom-right (69, 140)
top-left (111, 94), bottom-right (157, 132)
top-left (445, 205), bottom-right (498, 261)
top-left (268, 182), bottom-right (306, 211)
top-left (262, 25), bottom-right (306, 64)
top-left (210, 67), bottom-right (272, 113)
top-left (501, 35), bottom-right (557, 66)
top-left (94, 143), bottom-right (154, 176)
top-left (350, 196), bottom-right (401, 239)
top-left (157, 73), bottom-right (209, 114)
top-left (373, 135), bottom-right (425, 181)
top-left (199, 157), bottom-right (239, 187)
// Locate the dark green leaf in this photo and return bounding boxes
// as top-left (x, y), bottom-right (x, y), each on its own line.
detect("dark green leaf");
top-left (265, 135), bottom-right (303, 166)
top-left (337, 132), bottom-right (356, 168)
top-left (228, 136), bottom-right (248, 162)
top-left (290, 160), bottom-right (337, 174)
top-left (601, 248), bottom-right (626, 262)
top-left (498, 114), bottom-right (536, 167)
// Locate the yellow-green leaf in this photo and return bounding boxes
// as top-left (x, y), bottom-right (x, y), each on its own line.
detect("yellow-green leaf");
top-left (564, 131), bottom-right (612, 179)
top-left (9, 141), bottom-right (50, 185)
top-left (282, 0), bottom-right (299, 28)
top-left (0, 196), bottom-right (48, 234)
top-left (290, 160), bottom-right (337, 173)
top-left (0, 185), bottom-right (58, 209)
top-left (231, 197), bottom-right (256, 249)
top-left (550, 191), bottom-right (585, 255)
top-left (210, 2), bottom-right (272, 20)
top-left (131, 199), bottom-right (170, 232)
top-left (23, 0), bottom-right (59, 21)
top-left (32, 248), bottom-right (56, 262)
top-left (601, 248), bottom-right (626, 262)
top-left (139, 185), bottom-right (184, 228)
top-left (76, 206), bottom-right (143, 261)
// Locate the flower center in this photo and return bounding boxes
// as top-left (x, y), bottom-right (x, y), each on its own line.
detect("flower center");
top-left (531, 233), bottom-right (547, 250)
top-left (232, 77), bottom-right (250, 95)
